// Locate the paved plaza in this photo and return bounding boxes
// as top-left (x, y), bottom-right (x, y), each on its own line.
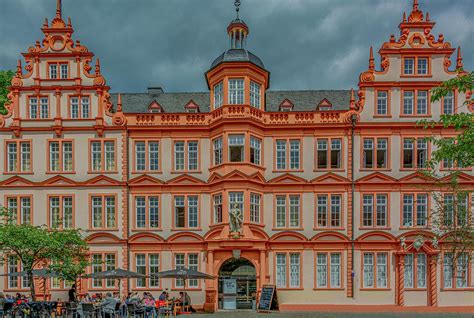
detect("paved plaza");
top-left (191, 311), bottom-right (474, 318)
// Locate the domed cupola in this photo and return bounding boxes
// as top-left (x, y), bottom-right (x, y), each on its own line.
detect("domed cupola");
top-left (206, 0), bottom-right (269, 110)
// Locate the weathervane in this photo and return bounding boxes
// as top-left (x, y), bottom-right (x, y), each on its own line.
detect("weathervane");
top-left (234, 0), bottom-right (240, 19)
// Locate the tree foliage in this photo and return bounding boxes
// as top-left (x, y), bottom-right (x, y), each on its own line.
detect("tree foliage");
top-left (0, 208), bottom-right (88, 300)
top-left (0, 70), bottom-right (14, 115)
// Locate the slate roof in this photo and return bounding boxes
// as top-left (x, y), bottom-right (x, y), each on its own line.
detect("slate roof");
top-left (210, 49), bottom-right (265, 71)
top-left (111, 90), bottom-right (352, 113)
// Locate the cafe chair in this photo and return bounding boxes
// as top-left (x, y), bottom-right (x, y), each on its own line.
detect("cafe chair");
top-left (157, 300), bottom-right (173, 317)
top-left (0, 302), bottom-right (13, 318)
top-left (127, 303), bottom-right (145, 318)
top-left (102, 302), bottom-right (122, 318)
top-left (81, 303), bottom-right (96, 318)
top-left (65, 302), bottom-right (78, 318)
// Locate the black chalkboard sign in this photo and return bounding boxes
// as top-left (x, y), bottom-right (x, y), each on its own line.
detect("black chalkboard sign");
top-left (257, 284), bottom-right (279, 313)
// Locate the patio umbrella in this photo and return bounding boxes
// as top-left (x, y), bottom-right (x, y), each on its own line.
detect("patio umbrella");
top-left (82, 268), bottom-right (146, 296)
top-left (152, 267), bottom-right (215, 305)
top-left (1, 268), bottom-right (61, 300)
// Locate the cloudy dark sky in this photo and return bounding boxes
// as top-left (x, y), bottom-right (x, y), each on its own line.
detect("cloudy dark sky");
top-left (0, 0), bottom-right (472, 93)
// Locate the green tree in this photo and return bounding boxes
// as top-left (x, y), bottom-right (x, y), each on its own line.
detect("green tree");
top-left (0, 208), bottom-right (88, 300)
top-left (0, 70), bottom-right (14, 115)
top-left (419, 71), bottom-right (473, 270)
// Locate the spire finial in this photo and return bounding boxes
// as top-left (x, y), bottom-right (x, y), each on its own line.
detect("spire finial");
top-left (56, 0), bottom-right (62, 18)
top-left (16, 59), bottom-right (23, 76)
top-left (456, 46), bottom-right (463, 69)
top-left (426, 12), bottom-right (430, 21)
top-left (43, 18), bottom-right (49, 28)
top-left (350, 88), bottom-right (355, 102)
top-left (67, 17), bottom-right (72, 27)
top-left (95, 58), bottom-right (101, 75)
top-left (117, 94), bottom-right (123, 112)
top-left (403, 12), bottom-right (407, 22)
top-left (234, 0), bottom-right (241, 19)
top-left (369, 47), bottom-right (375, 71)
top-left (413, 0), bottom-right (419, 11)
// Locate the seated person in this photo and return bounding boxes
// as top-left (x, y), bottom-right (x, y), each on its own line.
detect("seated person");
top-left (100, 292), bottom-right (118, 318)
top-left (179, 292), bottom-right (196, 313)
top-left (158, 291), bottom-right (168, 301)
top-left (143, 294), bottom-right (156, 318)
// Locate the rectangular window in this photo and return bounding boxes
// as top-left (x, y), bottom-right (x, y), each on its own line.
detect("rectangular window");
top-left (363, 252), bottom-right (388, 288)
top-left (90, 140), bottom-right (116, 172)
top-left (213, 194), bottom-right (223, 224)
top-left (404, 253), bottom-right (427, 289)
top-left (213, 137), bottom-right (223, 165)
top-left (403, 90), bottom-right (430, 115)
top-left (417, 254), bottom-right (427, 288)
top-left (250, 81), bottom-right (261, 108)
top-left (316, 253), bottom-right (341, 289)
top-left (276, 253), bottom-right (301, 289)
top-left (403, 91), bottom-right (414, 115)
top-left (172, 140), bottom-right (199, 171)
top-left (8, 256), bottom-right (18, 289)
top-left (40, 97), bottom-right (49, 119)
top-left (136, 254), bottom-right (146, 288)
top-left (363, 139), bottom-right (374, 168)
top-left (376, 91), bottom-right (389, 115)
top-left (250, 136), bottom-right (261, 165)
top-left (60, 64), bottom-right (68, 79)
top-left (91, 253), bottom-right (116, 289)
top-left (174, 253), bottom-right (201, 289)
top-left (174, 195), bottom-right (199, 228)
top-left (6, 141), bottom-right (31, 173)
top-left (214, 81), bottom-right (223, 108)
top-left (6, 196), bottom-right (31, 225)
top-left (417, 58), bottom-right (428, 75)
top-left (402, 138), bottom-right (429, 169)
top-left (443, 91), bottom-right (454, 114)
top-left (290, 140), bottom-right (300, 169)
top-left (362, 137), bottom-right (389, 169)
top-left (229, 135), bottom-right (245, 162)
top-left (404, 58), bottom-right (414, 75)
top-left (362, 194), bottom-right (388, 228)
top-left (275, 194), bottom-right (300, 228)
top-left (69, 96), bottom-right (90, 118)
top-left (28, 97), bottom-right (38, 119)
top-left (276, 139), bottom-right (301, 170)
top-left (134, 140), bottom-right (160, 172)
top-left (174, 141), bottom-right (185, 170)
top-left (90, 195), bottom-right (116, 229)
top-left (149, 254), bottom-right (160, 288)
top-left (275, 140), bottom-right (286, 170)
top-left (134, 196), bottom-right (160, 229)
top-left (188, 141), bottom-right (198, 171)
top-left (49, 195), bottom-right (73, 229)
top-left (317, 138), bottom-right (342, 169)
top-left (49, 140), bottom-right (73, 172)
top-left (250, 193), bottom-right (261, 223)
top-left (228, 79), bottom-right (244, 104)
top-left (91, 254), bottom-right (103, 288)
top-left (316, 194), bottom-right (342, 228)
top-left (49, 64), bottom-right (58, 79)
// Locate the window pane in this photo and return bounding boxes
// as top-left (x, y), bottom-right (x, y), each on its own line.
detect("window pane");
top-left (363, 139), bottom-right (374, 168)
top-left (135, 196), bottom-right (146, 228)
top-left (250, 193), bottom-right (261, 223)
top-left (376, 194), bottom-right (387, 227)
top-left (317, 140), bottom-right (328, 169)
top-left (443, 91), bottom-right (454, 114)
top-left (49, 142), bottom-right (60, 172)
top-left (213, 194), bottom-right (223, 223)
top-left (404, 58), bottom-right (414, 75)
top-left (92, 197), bottom-right (102, 228)
top-left (330, 195), bottom-right (341, 227)
top-left (289, 195), bottom-right (300, 228)
top-left (289, 140), bottom-right (300, 170)
top-left (175, 196), bottom-right (185, 228)
top-left (188, 196), bottom-right (199, 228)
top-left (403, 194), bottom-right (414, 227)
top-left (276, 140), bottom-right (286, 170)
top-left (443, 253), bottom-right (453, 288)
top-left (136, 254), bottom-right (146, 288)
top-left (403, 91), bottom-right (414, 115)
top-left (316, 254), bottom-right (327, 288)
top-left (81, 97), bottom-right (90, 118)
top-left (276, 195), bottom-right (286, 228)
top-left (317, 195), bottom-right (327, 227)
top-left (50, 197), bottom-right (60, 228)
top-left (63, 142), bottom-right (73, 171)
top-left (7, 143), bottom-right (18, 172)
top-left (91, 141), bottom-right (102, 171)
top-left (149, 254), bottom-right (160, 287)
top-left (403, 139), bottom-right (414, 168)
top-left (376, 139), bottom-right (387, 169)
top-left (250, 137), bottom-right (261, 165)
top-left (330, 139), bottom-right (341, 169)
top-left (417, 254), bottom-right (426, 288)
top-left (29, 98), bottom-right (38, 119)
top-left (174, 142), bottom-right (185, 170)
top-left (376, 254), bottom-right (387, 288)
top-left (149, 141), bottom-right (160, 171)
top-left (149, 196), bottom-right (160, 228)
top-left (362, 195), bottom-right (373, 227)
top-left (214, 82), bottom-right (223, 108)
top-left (330, 253), bottom-right (341, 288)
top-left (105, 196), bottom-right (116, 228)
top-left (416, 194), bottom-right (428, 226)
top-left (250, 81), bottom-right (261, 108)
top-left (135, 142), bottom-right (146, 171)
top-left (417, 91), bottom-right (428, 115)
top-left (363, 253), bottom-right (374, 288)
top-left (276, 254), bottom-right (286, 288)
top-left (229, 135), bottom-right (244, 162)
top-left (377, 91), bottom-right (388, 115)
top-left (63, 197), bottom-right (73, 228)
top-left (71, 97), bottom-right (79, 118)
top-left (104, 141), bottom-right (116, 171)
top-left (187, 141), bottom-right (198, 170)
top-left (228, 79), bottom-right (244, 104)
top-left (289, 253), bottom-right (300, 288)
top-left (404, 254), bottom-right (414, 288)
top-left (417, 58), bottom-right (428, 75)
top-left (213, 138), bottom-right (223, 165)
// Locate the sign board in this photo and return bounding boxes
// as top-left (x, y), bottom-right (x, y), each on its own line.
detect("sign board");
top-left (257, 284), bottom-right (279, 313)
top-left (223, 278), bottom-right (237, 294)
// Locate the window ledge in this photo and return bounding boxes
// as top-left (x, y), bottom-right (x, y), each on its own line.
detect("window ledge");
top-left (359, 227), bottom-right (391, 231)
top-left (171, 228), bottom-right (202, 231)
top-left (440, 288), bottom-right (474, 292)
top-left (272, 227), bottom-right (304, 231)
top-left (313, 227), bottom-right (345, 231)
top-left (359, 168), bottom-right (391, 172)
top-left (313, 168), bottom-right (345, 172)
top-left (313, 288), bottom-right (344, 291)
top-left (359, 288), bottom-right (391, 291)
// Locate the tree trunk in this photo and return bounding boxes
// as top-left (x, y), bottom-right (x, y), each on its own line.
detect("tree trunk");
top-left (28, 270), bottom-right (36, 301)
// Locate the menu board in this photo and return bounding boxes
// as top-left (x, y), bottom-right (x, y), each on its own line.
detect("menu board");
top-left (223, 278), bottom-right (237, 294)
top-left (257, 285), bottom-right (278, 312)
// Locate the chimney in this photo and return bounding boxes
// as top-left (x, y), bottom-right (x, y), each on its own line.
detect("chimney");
top-left (147, 86), bottom-right (164, 94)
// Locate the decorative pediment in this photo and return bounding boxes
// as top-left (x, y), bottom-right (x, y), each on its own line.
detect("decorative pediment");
top-left (167, 232), bottom-right (204, 243)
top-left (43, 175), bottom-right (76, 186)
top-left (184, 100), bottom-right (200, 113)
top-left (311, 232), bottom-right (349, 242)
top-left (268, 173), bottom-right (307, 184)
top-left (166, 174), bottom-right (205, 185)
top-left (86, 233), bottom-right (123, 245)
top-left (357, 172), bottom-right (398, 184)
top-left (129, 233), bottom-right (165, 245)
top-left (317, 98), bottom-right (332, 110)
top-left (129, 175), bottom-right (164, 186)
top-left (356, 231), bottom-right (396, 243)
top-left (208, 170), bottom-right (265, 184)
top-left (311, 172), bottom-right (349, 184)
top-left (85, 175), bottom-right (122, 186)
top-left (398, 171), bottom-right (436, 184)
top-left (279, 98), bottom-right (294, 111)
top-left (0, 176), bottom-right (35, 187)
top-left (270, 231), bottom-right (308, 242)
top-left (148, 100), bottom-right (164, 113)
top-left (439, 172), bottom-right (474, 183)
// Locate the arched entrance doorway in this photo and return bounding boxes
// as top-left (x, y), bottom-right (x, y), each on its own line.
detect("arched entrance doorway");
top-left (218, 258), bottom-right (257, 310)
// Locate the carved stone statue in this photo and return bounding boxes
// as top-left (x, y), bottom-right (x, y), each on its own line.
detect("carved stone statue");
top-left (229, 203), bottom-right (243, 234)
top-left (431, 236), bottom-right (439, 249)
top-left (400, 237), bottom-right (407, 250)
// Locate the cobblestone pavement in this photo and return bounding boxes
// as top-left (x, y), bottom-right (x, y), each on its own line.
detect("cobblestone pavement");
top-left (189, 311), bottom-right (474, 318)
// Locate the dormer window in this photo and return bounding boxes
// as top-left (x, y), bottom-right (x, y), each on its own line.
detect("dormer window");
top-left (250, 81), bottom-right (261, 108)
top-left (417, 58), bottom-right (428, 75)
top-left (403, 58), bottom-right (415, 75)
top-left (403, 57), bottom-right (429, 76)
top-left (229, 79), bottom-right (244, 104)
top-left (185, 100), bottom-right (200, 113)
top-left (317, 98), bottom-right (332, 111)
top-left (214, 81), bottom-right (223, 108)
top-left (48, 62), bottom-right (68, 79)
top-left (148, 100), bottom-right (163, 113)
top-left (279, 99), bottom-right (294, 112)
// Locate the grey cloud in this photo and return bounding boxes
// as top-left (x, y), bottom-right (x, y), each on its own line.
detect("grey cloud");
top-left (0, 0), bottom-right (472, 93)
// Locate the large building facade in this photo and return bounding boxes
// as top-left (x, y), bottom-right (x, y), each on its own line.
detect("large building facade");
top-left (0, 0), bottom-right (473, 311)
